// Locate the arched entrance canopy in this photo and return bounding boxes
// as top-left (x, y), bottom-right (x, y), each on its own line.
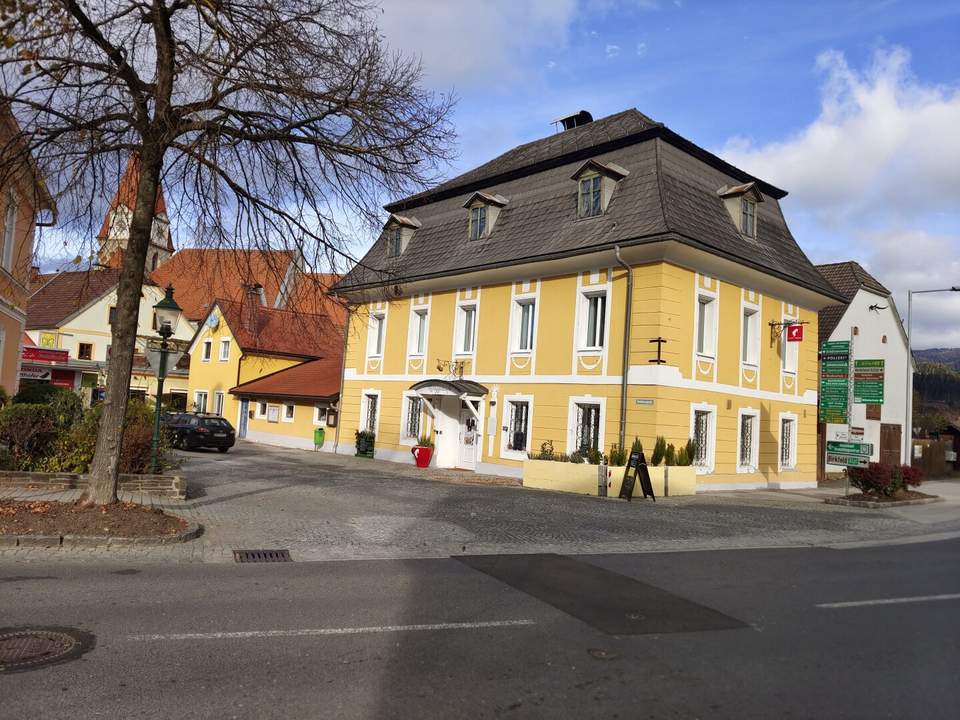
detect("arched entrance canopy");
top-left (409, 378), bottom-right (488, 397)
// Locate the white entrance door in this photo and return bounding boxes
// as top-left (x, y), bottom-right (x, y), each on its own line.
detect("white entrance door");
top-left (458, 403), bottom-right (478, 470)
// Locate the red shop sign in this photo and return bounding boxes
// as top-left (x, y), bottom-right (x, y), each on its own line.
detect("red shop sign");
top-left (22, 346), bottom-right (69, 363)
top-left (786, 324), bottom-right (804, 342)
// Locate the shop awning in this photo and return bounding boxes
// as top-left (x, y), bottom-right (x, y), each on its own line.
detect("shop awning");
top-left (409, 378), bottom-right (488, 397)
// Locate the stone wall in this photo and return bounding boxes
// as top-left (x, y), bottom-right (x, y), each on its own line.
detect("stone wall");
top-left (0, 471), bottom-right (186, 500)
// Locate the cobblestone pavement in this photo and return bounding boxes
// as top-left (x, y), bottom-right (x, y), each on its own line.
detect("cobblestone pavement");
top-left (2, 441), bottom-right (957, 564)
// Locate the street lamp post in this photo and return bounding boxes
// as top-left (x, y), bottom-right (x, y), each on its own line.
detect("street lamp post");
top-left (904, 286), bottom-right (960, 463)
top-left (150, 285), bottom-right (183, 473)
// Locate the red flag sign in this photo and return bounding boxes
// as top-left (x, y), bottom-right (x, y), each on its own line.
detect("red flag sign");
top-left (786, 324), bottom-right (804, 342)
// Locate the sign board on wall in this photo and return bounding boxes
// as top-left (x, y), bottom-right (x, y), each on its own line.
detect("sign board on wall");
top-left (38, 332), bottom-right (57, 348)
top-left (853, 359), bottom-right (884, 405)
top-left (22, 346), bottom-right (69, 363)
top-left (786, 324), bottom-right (804, 342)
top-left (819, 341), bottom-right (850, 424)
top-left (20, 367), bottom-right (52, 381)
top-left (267, 405), bottom-right (280, 423)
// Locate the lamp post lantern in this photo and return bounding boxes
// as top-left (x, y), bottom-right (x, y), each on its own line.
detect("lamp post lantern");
top-left (150, 285), bottom-right (183, 472)
top-left (904, 286), bottom-right (960, 463)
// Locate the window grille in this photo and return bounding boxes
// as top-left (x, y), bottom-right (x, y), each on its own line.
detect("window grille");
top-left (507, 401), bottom-right (529, 451)
top-left (694, 410), bottom-right (711, 466)
top-left (364, 394), bottom-right (378, 432)
top-left (579, 176), bottom-right (602, 218)
top-left (739, 414), bottom-right (754, 467)
top-left (780, 418), bottom-right (794, 468)
top-left (575, 403), bottom-right (601, 453)
top-left (405, 396), bottom-right (422, 439)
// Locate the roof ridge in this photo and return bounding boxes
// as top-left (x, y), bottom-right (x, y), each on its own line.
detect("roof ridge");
top-left (216, 296), bottom-right (335, 322)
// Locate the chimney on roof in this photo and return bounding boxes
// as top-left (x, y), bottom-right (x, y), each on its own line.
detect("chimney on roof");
top-left (554, 110), bottom-right (593, 132)
top-left (29, 265), bottom-right (41, 288)
top-left (242, 284), bottom-right (263, 332)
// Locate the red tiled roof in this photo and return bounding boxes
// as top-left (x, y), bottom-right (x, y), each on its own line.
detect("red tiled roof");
top-left (216, 298), bottom-right (341, 359)
top-left (97, 153), bottom-right (173, 251)
top-left (284, 272), bottom-right (347, 324)
top-left (150, 249), bottom-right (295, 322)
top-left (25, 269), bottom-right (128, 329)
top-left (229, 356), bottom-right (341, 400)
top-left (22, 332), bottom-right (35, 346)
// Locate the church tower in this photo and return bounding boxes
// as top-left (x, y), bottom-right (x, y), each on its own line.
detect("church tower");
top-left (97, 154), bottom-right (174, 271)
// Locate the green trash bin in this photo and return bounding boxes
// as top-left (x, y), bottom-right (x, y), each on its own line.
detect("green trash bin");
top-left (314, 427), bottom-right (325, 450)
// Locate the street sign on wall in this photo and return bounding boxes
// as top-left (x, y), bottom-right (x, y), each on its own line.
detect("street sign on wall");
top-left (853, 359), bottom-right (885, 405)
top-left (826, 441), bottom-right (874, 456)
top-left (819, 341), bottom-right (850, 424)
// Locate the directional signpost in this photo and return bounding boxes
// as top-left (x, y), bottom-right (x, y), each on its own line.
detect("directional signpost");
top-left (854, 359), bottom-right (885, 405)
top-left (819, 341), bottom-right (850, 425)
top-left (826, 441), bottom-right (873, 469)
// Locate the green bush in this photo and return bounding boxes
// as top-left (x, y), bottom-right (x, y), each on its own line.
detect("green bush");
top-left (569, 451), bottom-right (585, 464)
top-left (529, 439), bottom-right (555, 461)
top-left (650, 436), bottom-right (667, 466)
top-left (416, 433), bottom-right (434, 448)
top-left (675, 446), bottom-right (692, 466)
top-left (608, 443), bottom-right (626, 467)
top-left (630, 436), bottom-right (643, 455)
top-left (48, 389), bottom-right (84, 430)
top-left (13, 383), bottom-right (66, 405)
top-left (664, 443), bottom-right (676, 466)
top-left (585, 447), bottom-right (604, 465)
top-left (684, 438), bottom-right (697, 464)
top-left (0, 404), bottom-right (57, 468)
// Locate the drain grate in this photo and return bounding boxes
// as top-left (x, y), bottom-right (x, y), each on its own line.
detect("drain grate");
top-left (0, 627), bottom-right (94, 673)
top-left (233, 549), bottom-right (292, 563)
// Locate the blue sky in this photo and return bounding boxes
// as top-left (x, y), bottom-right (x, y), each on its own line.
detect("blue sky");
top-left (379, 0), bottom-right (960, 348)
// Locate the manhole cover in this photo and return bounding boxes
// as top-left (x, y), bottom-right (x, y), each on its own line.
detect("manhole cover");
top-left (0, 628), bottom-right (93, 673)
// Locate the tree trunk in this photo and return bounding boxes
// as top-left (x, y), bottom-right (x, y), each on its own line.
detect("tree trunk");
top-left (85, 145), bottom-right (165, 504)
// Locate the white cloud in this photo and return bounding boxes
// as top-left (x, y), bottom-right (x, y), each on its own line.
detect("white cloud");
top-left (605, 44), bottom-right (621, 58)
top-left (376, 0), bottom-right (578, 86)
top-left (721, 46), bottom-right (960, 347)
top-left (721, 46), bottom-right (960, 226)
top-left (636, 41), bottom-right (647, 57)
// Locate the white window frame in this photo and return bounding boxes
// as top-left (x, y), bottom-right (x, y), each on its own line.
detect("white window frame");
top-left (255, 400), bottom-right (268, 419)
top-left (565, 395), bottom-right (606, 455)
top-left (778, 412), bottom-right (799, 472)
top-left (454, 302), bottom-right (478, 357)
top-left (219, 338), bottom-right (230, 362)
top-left (695, 293), bottom-right (718, 359)
top-left (578, 174), bottom-right (603, 218)
top-left (689, 402), bottom-right (717, 474)
top-left (741, 305), bottom-right (760, 367)
top-left (578, 289), bottom-right (608, 351)
top-left (201, 339), bottom-right (212, 362)
top-left (500, 394), bottom-right (534, 460)
top-left (407, 306), bottom-right (429, 357)
top-left (361, 389), bottom-right (381, 437)
top-left (313, 404), bottom-right (326, 426)
top-left (282, 402), bottom-right (295, 423)
top-left (513, 298), bottom-right (536, 353)
top-left (399, 391), bottom-right (425, 445)
top-left (2, 191), bottom-right (18, 272)
top-left (781, 313), bottom-right (799, 375)
top-left (213, 391), bottom-right (225, 416)
top-left (367, 310), bottom-right (386, 358)
top-left (736, 407), bottom-right (760, 473)
top-left (194, 390), bottom-right (208, 413)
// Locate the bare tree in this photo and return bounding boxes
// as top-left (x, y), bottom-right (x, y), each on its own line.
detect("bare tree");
top-left (1, 0), bottom-right (455, 503)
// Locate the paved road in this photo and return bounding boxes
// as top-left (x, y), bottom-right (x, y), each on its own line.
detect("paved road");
top-left (3, 539), bottom-right (958, 719)
top-left (4, 441), bottom-right (958, 563)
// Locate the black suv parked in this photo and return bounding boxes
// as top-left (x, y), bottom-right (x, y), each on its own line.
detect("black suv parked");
top-left (164, 412), bottom-right (236, 453)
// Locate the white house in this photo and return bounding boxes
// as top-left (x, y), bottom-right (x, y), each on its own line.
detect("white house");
top-left (817, 261), bottom-right (911, 470)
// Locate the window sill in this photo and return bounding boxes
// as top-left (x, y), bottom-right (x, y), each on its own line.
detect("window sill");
top-left (781, 369), bottom-right (797, 376)
top-left (736, 465), bottom-right (758, 474)
top-left (399, 436), bottom-right (418, 447)
top-left (576, 347), bottom-right (604, 354)
top-left (741, 361), bottom-right (758, 369)
top-left (695, 353), bottom-right (715, 362)
top-left (694, 465), bottom-right (713, 475)
top-left (510, 349), bottom-right (533, 356)
top-left (501, 449), bottom-right (528, 461)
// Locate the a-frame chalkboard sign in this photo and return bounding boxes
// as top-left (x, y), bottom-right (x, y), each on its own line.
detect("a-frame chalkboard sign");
top-left (618, 450), bottom-right (656, 501)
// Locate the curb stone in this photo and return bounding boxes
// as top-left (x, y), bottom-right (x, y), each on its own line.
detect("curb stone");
top-left (1, 521), bottom-right (202, 549)
top-left (824, 496), bottom-right (944, 509)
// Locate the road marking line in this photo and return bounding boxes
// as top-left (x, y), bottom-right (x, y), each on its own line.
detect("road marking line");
top-left (817, 593), bottom-right (960, 609)
top-left (127, 619), bottom-right (536, 641)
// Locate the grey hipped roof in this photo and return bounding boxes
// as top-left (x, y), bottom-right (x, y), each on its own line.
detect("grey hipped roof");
top-left (815, 261), bottom-right (892, 342)
top-left (336, 109), bottom-right (840, 300)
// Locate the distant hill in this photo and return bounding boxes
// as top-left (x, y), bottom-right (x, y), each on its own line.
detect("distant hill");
top-left (914, 348), bottom-right (960, 371)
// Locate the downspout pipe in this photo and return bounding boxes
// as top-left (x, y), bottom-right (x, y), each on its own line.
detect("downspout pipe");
top-left (332, 299), bottom-right (352, 454)
top-left (614, 246), bottom-right (632, 452)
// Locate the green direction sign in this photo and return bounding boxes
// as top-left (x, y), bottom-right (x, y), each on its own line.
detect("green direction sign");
top-left (827, 441), bottom-right (874, 456)
top-left (826, 453), bottom-right (870, 468)
top-left (853, 359), bottom-right (885, 404)
top-left (819, 341), bottom-right (852, 423)
top-left (821, 341), bottom-right (850, 352)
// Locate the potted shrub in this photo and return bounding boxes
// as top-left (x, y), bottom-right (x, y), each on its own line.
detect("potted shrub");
top-left (663, 437), bottom-right (697, 496)
top-left (411, 433), bottom-right (434, 468)
top-left (355, 429), bottom-right (375, 458)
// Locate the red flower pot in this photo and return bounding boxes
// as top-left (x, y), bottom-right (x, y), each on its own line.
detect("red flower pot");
top-left (411, 445), bottom-right (433, 468)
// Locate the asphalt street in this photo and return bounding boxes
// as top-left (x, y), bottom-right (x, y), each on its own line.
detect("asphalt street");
top-left (3, 538), bottom-right (958, 719)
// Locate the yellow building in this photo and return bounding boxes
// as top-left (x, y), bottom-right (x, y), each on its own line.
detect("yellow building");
top-left (0, 107), bottom-right (56, 395)
top-left (332, 108), bottom-right (844, 490)
top-left (186, 294), bottom-right (341, 442)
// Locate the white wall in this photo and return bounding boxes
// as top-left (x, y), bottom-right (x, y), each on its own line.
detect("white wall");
top-left (825, 288), bottom-right (910, 468)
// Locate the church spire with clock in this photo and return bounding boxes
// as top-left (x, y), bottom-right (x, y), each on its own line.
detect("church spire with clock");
top-left (97, 154), bottom-right (175, 272)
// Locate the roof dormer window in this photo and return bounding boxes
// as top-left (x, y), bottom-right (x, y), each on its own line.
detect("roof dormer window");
top-left (718, 182), bottom-right (763, 238)
top-left (579, 175), bottom-right (602, 218)
top-left (571, 159), bottom-right (629, 219)
top-left (463, 191), bottom-right (508, 241)
top-left (469, 205), bottom-right (487, 240)
top-left (384, 213), bottom-right (421, 257)
top-left (740, 197), bottom-right (756, 237)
